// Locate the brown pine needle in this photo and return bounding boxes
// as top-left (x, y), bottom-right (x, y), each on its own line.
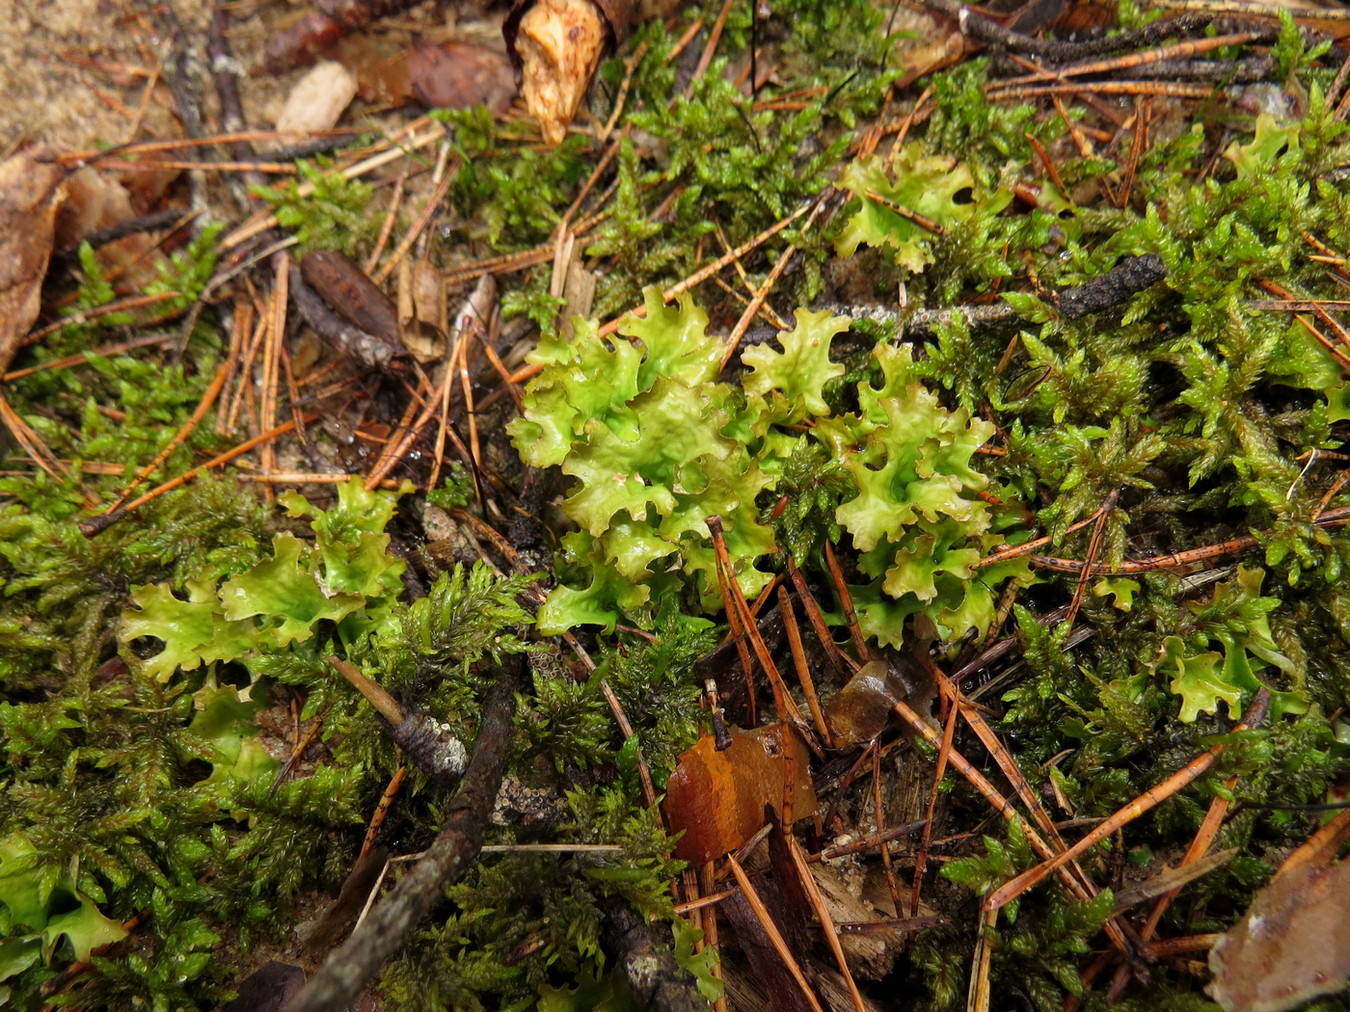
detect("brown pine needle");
top-left (824, 541), bottom-right (871, 665)
top-left (360, 766), bottom-right (407, 863)
top-left (986, 690), bottom-right (1272, 911)
top-left (778, 586), bottom-right (833, 747)
top-left (106, 359), bottom-right (231, 512)
top-left (79, 415), bottom-right (313, 537)
top-left (726, 855), bottom-right (826, 1012)
top-left (785, 835), bottom-right (866, 1012)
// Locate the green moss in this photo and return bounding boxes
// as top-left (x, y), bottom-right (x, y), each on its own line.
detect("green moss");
top-left (252, 158), bottom-right (380, 256)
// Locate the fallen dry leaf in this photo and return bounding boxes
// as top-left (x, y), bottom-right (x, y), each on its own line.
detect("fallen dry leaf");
top-left (408, 39), bottom-right (516, 113)
top-left (1208, 858), bottom-right (1350, 1012)
top-left (664, 723), bottom-right (816, 864)
top-left (0, 146), bottom-right (63, 375)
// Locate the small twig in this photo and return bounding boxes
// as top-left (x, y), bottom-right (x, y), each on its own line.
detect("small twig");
top-left (208, 8), bottom-right (264, 197)
top-left (833, 253), bottom-right (1168, 339)
top-left (986, 79), bottom-right (1220, 101)
top-left (992, 30), bottom-right (1271, 87)
top-left (986, 690), bottom-right (1272, 911)
top-left (284, 655), bottom-right (525, 1012)
top-left (330, 656), bottom-right (404, 723)
top-left (922, 0), bottom-right (1219, 60)
top-left (79, 415), bottom-right (313, 536)
top-left (726, 855), bottom-right (826, 1012)
top-left (1028, 504), bottom-right (1350, 576)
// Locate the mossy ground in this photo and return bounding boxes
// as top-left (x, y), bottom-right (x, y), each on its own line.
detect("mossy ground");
top-left (3, 1), bottom-right (1350, 1009)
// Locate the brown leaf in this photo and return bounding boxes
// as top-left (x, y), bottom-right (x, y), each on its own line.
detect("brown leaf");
top-left (408, 38), bottom-right (516, 113)
top-left (1208, 858), bottom-right (1350, 1012)
top-left (300, 249), bottom-right (401, 349)
top-left (664, 724), bottom-right (816, 864)
top-left (0, 146), bottom-right (63, 375)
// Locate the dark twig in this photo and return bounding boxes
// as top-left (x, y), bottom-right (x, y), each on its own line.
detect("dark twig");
top-left (284, 655), bottom-right (526, 1012)
top-left (208, 8), bottom-right (263, 192)
top-left (70, 208), bottom-right (194, 254)
top-left (602, 906), bottom-right (709, 1012)
top-left (160, 8), bottom-right (210, 234)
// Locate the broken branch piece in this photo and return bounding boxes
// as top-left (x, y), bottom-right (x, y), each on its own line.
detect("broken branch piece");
top-left (330, 656), bottom-right (467, 788)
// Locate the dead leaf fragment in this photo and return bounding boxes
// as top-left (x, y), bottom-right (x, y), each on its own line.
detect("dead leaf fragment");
top-left (409, 39), bottom-right (515, 113)
top-left (664, 724), bottom-right (816, 864)
top-left (0, 146), bottom-right (63, 374)
top-left (398, 258), bottom-right (447, 363)
top-left (1208, 858), bottom-right (1350, 1012)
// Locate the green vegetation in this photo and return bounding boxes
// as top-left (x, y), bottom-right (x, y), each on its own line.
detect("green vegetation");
top-left (252, 157), bottom-right (380, 256)
top-left (3, 1), bottom-right (1350, 1009)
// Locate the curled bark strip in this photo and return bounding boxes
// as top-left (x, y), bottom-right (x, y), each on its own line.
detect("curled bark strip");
top-left (287, 259), bottom-right (410, 375)
top-left (284, 656), bottom-right (526, 1012)
top-left (504, 0), bottom-right (633, 144)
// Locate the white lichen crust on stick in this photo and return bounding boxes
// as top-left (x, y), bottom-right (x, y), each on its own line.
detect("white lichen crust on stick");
top-left (504, 0), bottom-right (632, 144)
